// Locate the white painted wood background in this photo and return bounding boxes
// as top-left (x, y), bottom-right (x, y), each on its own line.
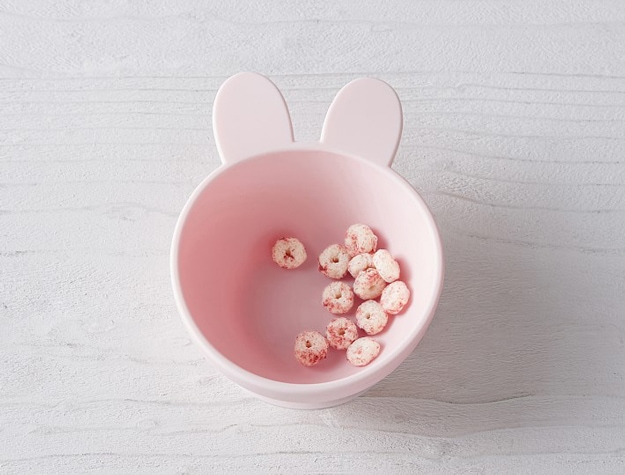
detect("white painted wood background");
top-left (1, 1), bottom-right (624, 473)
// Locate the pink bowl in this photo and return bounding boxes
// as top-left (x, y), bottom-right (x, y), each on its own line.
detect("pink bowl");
top-left (171, 73), bottom-right (444, 408)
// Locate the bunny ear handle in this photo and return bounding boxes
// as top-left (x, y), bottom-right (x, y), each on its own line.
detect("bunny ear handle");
top-left (321, 78), bottom-right (403, 168)
top-left (213, 73), bottom-right (294, 165)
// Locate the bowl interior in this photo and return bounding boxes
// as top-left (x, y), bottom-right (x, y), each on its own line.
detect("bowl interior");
top-left (176, 149), bottom-right (441, 384)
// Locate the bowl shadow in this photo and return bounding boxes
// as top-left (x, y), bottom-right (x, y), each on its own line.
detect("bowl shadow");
top-left (311, 205), bottom-right (584, 435)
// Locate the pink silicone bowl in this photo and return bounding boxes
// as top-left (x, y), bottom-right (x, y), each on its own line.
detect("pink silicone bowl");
top-left (171, 73), bottom-right (444, 408)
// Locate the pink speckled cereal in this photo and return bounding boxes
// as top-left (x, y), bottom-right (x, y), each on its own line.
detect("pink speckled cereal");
top-left (346, 337), bottom-right (381, 367)
top-left (294, 331), bottom-right (328, 367)
top-left (322, 282), bottom-right (354, 315)
top-left (271, 237), bottom-right (307, 269)
top-left (325, 317), bottom-right (359, 350)
top-left (355, 300), bottom-right (389, 335)
top-left (373, 249), bottom-right (400, 283)
top-left (353, 268), bottom-right (387, 300)
top-left (380, 281), bottom-right (411, 315)
top-left (318, 244), bottom-right (350, 279)
top-left (348, 253), bottom-right (374, 278)
top-left (345, 224), bottom-right (378, 257)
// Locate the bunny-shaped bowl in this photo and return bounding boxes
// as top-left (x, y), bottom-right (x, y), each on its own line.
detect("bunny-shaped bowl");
top-left (171, 73), bottom-right (444, 408)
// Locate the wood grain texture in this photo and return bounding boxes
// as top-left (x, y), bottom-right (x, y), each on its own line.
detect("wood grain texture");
top-left (1, 1), bottom-right (624, 473)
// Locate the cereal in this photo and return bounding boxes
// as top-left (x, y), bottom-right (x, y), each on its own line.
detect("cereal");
top-left (345, 224), bottom-right (378, 257)
top-left (355, 300), bottom-right (389, 335)
top-left (294, 331), bottom-right (329, 367)
top-left (348, 253), bottom-right (374, 278)
top-left (373, 249), bottom-right (400, 283)
top-left (353, 267), bottom-right (387, 300)
top-left (326, 317), bottom-right (359, 350)
top-left (380, 281), bottom-right (410, 315)
top-left (322, 282), bottom-right (354, 315)
top-left (294, 225), bottom-right (410, 370)
top-left (346, 337), bottom-right (381, 366)
top-left (318, 244), bottom-right (350, 279)
top-left (271, 237), bottom-right (307, 269)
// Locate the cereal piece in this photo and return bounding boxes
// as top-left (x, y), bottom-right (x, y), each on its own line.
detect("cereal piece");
top-left (294, 331), bottom-right (329, 367)
top-left (380, 281), bottom-right (411, 315)
top-left (271, 237), bottom-right (307, 269)
top-left (355, 300), bottom-right (389, 335)
top-left (372, 249), bottom-right (400, 283)
top-left (326, 317), bottom-right (359, 350)
top-left (348, 253), bottom-right (374, 278)
top-left (346, 337), bottom-right (381, 366)
top-left (322, 282), bottom-right (354, 315)
top-left (345, 224), bottom-right (378, 257)
top-left (353, 268), bottom-right (387, 300)
top-left (318, 244), bottom-right (350, 279)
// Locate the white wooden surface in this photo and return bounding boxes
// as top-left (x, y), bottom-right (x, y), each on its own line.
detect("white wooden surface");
top-left (1, 1), bottom-right (625, 473)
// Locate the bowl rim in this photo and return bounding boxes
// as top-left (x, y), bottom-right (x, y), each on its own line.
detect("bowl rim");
top-left (170, 143), bottom-right (445, 402)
